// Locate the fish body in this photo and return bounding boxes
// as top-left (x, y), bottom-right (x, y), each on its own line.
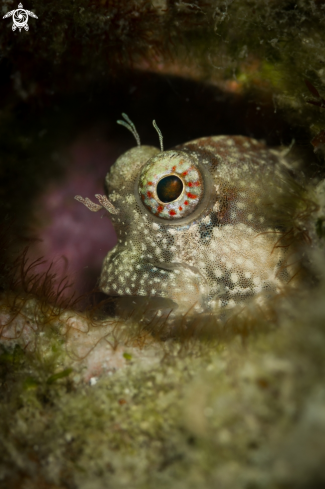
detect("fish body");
top-left (96, 135), bottom-right (302, 315)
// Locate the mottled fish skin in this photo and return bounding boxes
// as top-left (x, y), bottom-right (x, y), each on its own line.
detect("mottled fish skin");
top-left (95, 135), bottom-right (303, 315)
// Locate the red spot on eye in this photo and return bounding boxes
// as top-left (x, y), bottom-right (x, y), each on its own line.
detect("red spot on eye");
top-left (187, 192), bottom-right (197, 199)
top-left (147, 191), bottom-right (153, 198)
top-left (182, 171), bottom-right (188, 176)
top-left (157, 205), bottom-right (164, 213)
top-left (172, 165), bottom-right (177, 171)
top-left (147, 181), bottom-right (153, 186)
top-left (188, 181), bottom-right (201, 187)
top-left (194, 181), bottom-right (201, 186)
top-left (169, 209), bottom-right (177, 216)
top-left (179, 206), bottom-right (183, 211)
top-left (184, 200), bottom-right (189, 205)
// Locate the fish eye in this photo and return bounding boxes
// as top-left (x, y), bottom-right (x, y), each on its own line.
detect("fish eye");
top-left (156, 175), bottom-right (184, 203)
top-left (137, 151), bottom-right (205, 220)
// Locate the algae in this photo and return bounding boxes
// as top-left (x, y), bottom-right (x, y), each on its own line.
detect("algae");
top-left (2, 279), bottom-right (325, 488)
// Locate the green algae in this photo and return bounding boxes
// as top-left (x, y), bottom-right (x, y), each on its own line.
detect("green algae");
top-left (2, 281), bottom-right (325, 488)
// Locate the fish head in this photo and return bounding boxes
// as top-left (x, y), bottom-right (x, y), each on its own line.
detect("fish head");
top-left (100, 136), bottom-right (303, 314)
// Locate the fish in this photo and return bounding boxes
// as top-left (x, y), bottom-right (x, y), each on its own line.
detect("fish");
top-left (75, 114), bottom-right (305, 320)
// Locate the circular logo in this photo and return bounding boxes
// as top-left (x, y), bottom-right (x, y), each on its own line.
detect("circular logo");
top-left (13, 9), bottom-right (28, 30)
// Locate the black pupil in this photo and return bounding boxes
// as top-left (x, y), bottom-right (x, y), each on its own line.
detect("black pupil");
top-left (157, 175), bottom-right (183, 203)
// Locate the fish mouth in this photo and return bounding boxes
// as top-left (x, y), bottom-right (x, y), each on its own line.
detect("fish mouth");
top-left (150, 261), bottom-right (208, 283)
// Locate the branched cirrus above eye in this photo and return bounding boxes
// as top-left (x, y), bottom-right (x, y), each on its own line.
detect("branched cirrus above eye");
top-left (75, 114), bottom-right (312, 318)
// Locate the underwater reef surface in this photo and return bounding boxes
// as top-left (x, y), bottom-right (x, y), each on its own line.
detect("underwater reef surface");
top-left (1, 0), bottom-right (325, 487)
